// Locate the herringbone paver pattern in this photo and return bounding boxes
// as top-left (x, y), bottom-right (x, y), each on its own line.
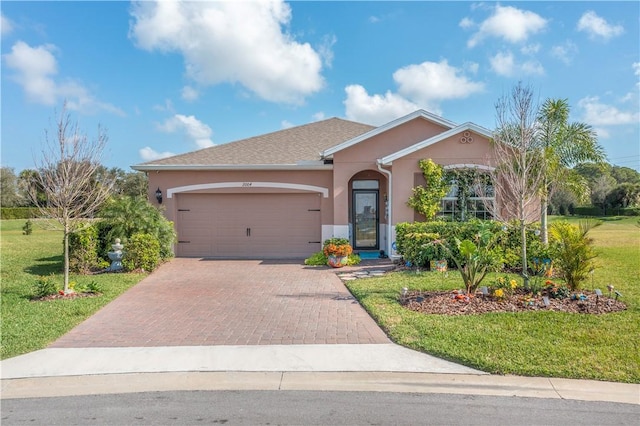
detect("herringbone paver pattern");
top-left (49, 259), bottom-right (390, 347)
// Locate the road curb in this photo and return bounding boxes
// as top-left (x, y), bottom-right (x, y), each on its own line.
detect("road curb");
top-left (2, 371), bottom-right (639, 404)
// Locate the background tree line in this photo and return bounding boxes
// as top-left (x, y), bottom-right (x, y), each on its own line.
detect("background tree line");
top-left (1, 166), bottom-right (148, 209)
top-left (549, 163), bottom-right (640, 215)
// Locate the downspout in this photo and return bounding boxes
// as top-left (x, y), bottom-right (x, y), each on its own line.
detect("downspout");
top-left (377, 161), bottom-right (393, 258)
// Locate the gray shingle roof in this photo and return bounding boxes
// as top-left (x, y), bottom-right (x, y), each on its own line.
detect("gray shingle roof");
top-left (135, 118), bottom-right (375, 168)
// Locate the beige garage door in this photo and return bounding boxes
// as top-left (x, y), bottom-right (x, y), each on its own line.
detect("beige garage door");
top-left (176, 193), bottom-right (322, 258)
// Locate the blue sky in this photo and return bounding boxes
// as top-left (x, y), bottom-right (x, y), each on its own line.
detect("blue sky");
top-left (2, 1), bottom-right (639, 173)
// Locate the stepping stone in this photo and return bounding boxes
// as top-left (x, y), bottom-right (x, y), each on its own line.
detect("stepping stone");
top-left (338, 273), bottom-right (357, 279)
top-left (368, 270), bottom-right (386, 274)
top-left (340, 276), bottom-right (358, 281)
top-left (354, 271), bottom-right (370, 276)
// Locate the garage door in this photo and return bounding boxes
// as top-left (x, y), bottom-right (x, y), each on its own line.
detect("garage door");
top-left (176, 193), bottom-right (322, 258)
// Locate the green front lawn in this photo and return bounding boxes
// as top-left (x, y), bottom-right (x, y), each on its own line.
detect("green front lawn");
top-left (1, 219), bottom-right (146, 359)
top-left (346, 216), bottom-right (640, 383)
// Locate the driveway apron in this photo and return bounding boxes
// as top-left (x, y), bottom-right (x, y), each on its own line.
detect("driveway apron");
top-left (49, 259), bottom-right (390, 347)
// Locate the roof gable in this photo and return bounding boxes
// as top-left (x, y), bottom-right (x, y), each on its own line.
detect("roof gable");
top-left (321, 109), bottom-right (458, 157)
top-left (378, 122), bottom-right (492, 165)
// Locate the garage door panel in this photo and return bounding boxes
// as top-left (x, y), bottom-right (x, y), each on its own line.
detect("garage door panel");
top-left (176, 193), bottom-right (321, 258)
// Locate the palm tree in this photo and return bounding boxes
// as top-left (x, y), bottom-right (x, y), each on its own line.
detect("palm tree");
top-left (537, 98), bottom-right (606, 244)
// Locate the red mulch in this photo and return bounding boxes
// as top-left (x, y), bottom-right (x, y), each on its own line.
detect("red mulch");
top-left (31, 292), bottom-right (102, 302)
top-left (401, 289), bottom-right (626, 315)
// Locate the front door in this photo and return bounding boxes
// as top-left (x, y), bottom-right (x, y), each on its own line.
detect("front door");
top-left (353, 190), bottom-right (379, 250)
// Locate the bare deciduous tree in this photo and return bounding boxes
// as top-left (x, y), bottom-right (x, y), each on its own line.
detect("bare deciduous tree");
top-left (30, 104), bottom-right (115, 293)
top-left (489, 83), bottom-right (545, 287)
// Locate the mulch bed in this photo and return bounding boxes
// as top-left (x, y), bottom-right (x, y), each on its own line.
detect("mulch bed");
top-left (31, 292), bottom-right (102, 302)
top-left (401, 289), bottom-right (627, 315)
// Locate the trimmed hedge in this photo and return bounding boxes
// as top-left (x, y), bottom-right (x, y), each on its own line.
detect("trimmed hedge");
top-left (572, 206), bottom-right (640, 217)
top-left (122, 233), bottom-right (161, 272)
top-left (69, 225), bottom-right (103, 273)
top-left (1, 207), bottom-right (41, 219)
top-left (395, 220), bottom-right (546, 271)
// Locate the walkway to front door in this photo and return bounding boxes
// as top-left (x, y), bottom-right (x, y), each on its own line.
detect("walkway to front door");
top-left (49, 259), bottom-right (390, 348)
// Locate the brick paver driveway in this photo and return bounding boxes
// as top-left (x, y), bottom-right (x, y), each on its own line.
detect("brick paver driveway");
top-left (50, 259), bottom-right (390, 347)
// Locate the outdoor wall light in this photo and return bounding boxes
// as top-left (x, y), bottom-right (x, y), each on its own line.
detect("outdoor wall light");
top-left (155, 187), bottom-right (163, 204)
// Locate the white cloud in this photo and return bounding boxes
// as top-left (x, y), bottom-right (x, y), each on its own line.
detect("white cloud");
top-left (593, 127), bottom-right (610, 139)
top-left (318, 34), bottom-right (337, 68)
top-left (344, 60), bottom-right (484, 124)
top-left (578, 96), bottom-right (639, 126)
top-left (466, 5), bottom-right (547, 48)
top-left (521, 60), bottom-right (544, 76)
top-left (551, 41), bottom-right (578, 65)
top-left (520, 43), bottom-right (540, 55)
top-left (489, 51), bottom-right (516, 76)
top-left (129, 0), bottom-right (324, 104)
top-left (577, 11), bottom-right (624, 40)
top-left (3, 41), bottom-right (58, 105)
top-left (158, 114), bottom-right (214, 148)
top-left (393, 60), bottom-right (485, 106)
top-left (3, 40), bottom-right (124, 115)
top-left (489, 51), bottom-right (544, 76)
top-left (312, 112), bottom-right (326, 121)
top-left (139, 146), bottom-right (176, 162)
top-left (1, 14), bottom-right (14, 35)
top-left (634, 62), bottom-right (640, 77)
top-left (368, 16), bottom-right (380, 24)
top-left (181, 86), bottom-right (199, 102)
top-left (153, 99), bottom-right (174, 112)
top-left (344, 84), bottom-right (420, 126)
top-left (464, 61), bottom-right (480, 74)
top-left (458, 17), bottom-right (474, 30)
top-left (281, 120), bottom-right (294, 129)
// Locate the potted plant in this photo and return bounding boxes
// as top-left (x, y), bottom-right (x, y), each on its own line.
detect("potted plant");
top-left (323, 238), bottom-right (353, 268)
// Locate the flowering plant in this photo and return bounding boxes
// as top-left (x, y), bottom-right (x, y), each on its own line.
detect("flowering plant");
top-left (323, 239), bottom-right (353, 257)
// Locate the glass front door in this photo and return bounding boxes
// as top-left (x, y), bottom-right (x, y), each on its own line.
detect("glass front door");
top-left (353, 190), bottom-right (379, 250)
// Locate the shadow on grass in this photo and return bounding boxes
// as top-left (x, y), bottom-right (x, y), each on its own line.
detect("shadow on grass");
top-left (24, 255), bottom-right (63, 276)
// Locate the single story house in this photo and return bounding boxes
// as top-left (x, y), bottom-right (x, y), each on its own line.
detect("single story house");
top-left (132, 109), bottom-right (495, 259)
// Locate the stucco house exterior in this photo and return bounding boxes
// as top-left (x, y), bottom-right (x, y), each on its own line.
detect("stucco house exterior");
top-left (132, 109), bottom-right (495, 259)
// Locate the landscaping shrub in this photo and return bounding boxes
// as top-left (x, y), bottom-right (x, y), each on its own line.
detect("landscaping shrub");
top-left (572, 206), bottom-right (639, 217)
top-left (68, 224), bottom-right (101, 274)
top-left (122, 233), bottom-right (161, 272)
top-left (75, 279), bottom-right (103, 294)
top-left (549, 220), bottom-right (599, 291)
top-left (22, 220), bottom-right (33, 235)
top-left (33, 274), bottom-right (58, 298)
top-left (99, 196), bottom-right (176, 259)
top-left (304, 251), bottom-right (327, 266)
top-left (621, 207), bottom-right (640, 216)
top-left (395, 220), bottom-right (543, 271)
top-left (0, 207), bottom-right (41, 219)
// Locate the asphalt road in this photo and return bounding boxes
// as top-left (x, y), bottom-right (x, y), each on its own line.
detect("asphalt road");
top-left (2, 390), bottom-right (639, 425)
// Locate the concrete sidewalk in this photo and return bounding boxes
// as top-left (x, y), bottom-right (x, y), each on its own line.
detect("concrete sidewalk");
top-left (2, 345), bottom-right (638, 404)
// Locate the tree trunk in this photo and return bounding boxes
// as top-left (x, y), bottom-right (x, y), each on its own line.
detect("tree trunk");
top-left (541, 197), bottom-right (548, 246)
top-left (63, 225), bottom-right (70, 294)
top-left (520, 220), bottom-right (529, 289)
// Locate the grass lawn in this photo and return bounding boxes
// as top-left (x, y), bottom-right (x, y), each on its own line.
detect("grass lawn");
top-left (345, 216), bottom-right (640, 383)
top-left (1, 219), bottom-right (145, 359)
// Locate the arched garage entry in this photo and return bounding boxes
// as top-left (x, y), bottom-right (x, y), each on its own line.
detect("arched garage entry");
top-left (169, 182), bottom-right (328, 258)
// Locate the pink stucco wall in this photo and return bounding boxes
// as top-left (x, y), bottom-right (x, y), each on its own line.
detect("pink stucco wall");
top-left (331, 117), bottom-right (494, 225)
